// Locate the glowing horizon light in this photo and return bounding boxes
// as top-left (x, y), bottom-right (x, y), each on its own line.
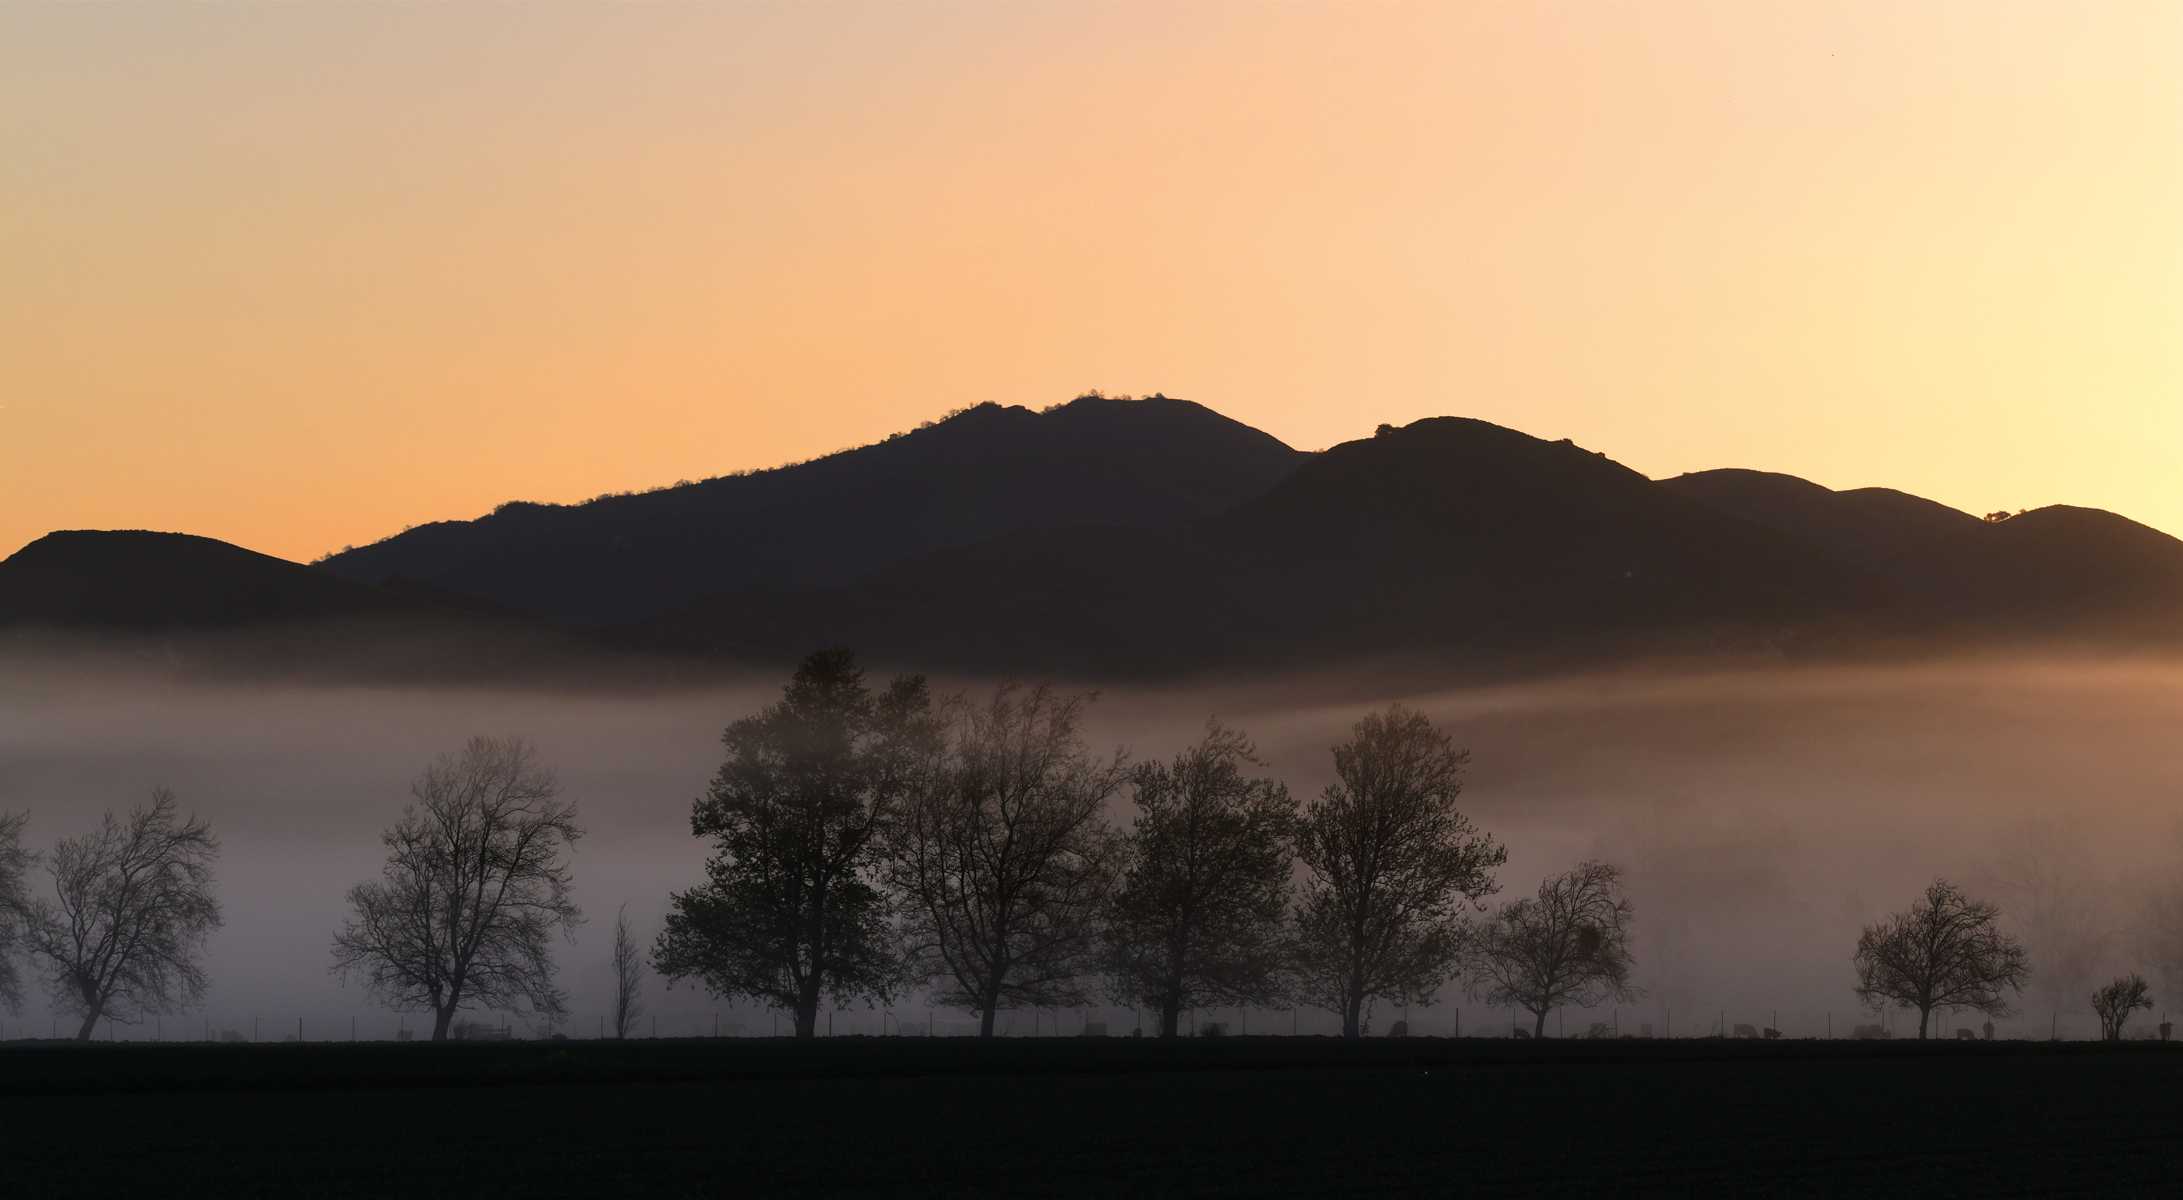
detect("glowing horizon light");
top-left (2, 1), bottom-right (2176, 562)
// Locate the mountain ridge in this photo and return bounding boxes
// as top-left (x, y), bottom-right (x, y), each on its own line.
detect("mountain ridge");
top-left (317, 395), bottom-right (1308, 626)
top-left (8, 401), bottom-right (2180, 684)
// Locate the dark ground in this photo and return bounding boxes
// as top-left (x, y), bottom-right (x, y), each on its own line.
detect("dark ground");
top-left (2, 1037), bottom-right (2175, 1198)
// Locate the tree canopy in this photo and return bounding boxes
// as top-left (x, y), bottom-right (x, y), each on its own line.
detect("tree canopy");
top-left (654, 647), bottom-right (932, 1037)
top-left (1101, 720), bottom-right (1297, 1037)
top-left (1289, 705), bottom-right (1504, 1038)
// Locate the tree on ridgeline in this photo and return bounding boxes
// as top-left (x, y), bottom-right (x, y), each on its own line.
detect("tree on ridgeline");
top-left (611, 905), bottom-right (646, 1040)
top-left (654, 648), bottom-right (932, 1038)
top-left (890, 683), bottom-right (1126, 1038)
top-left (1288, 705), bottom-right (1505, 1039)
top-left (1852, 879), bottom-right (2028, 1040)
top-left (331, 736), bottom-right (583, 1042)
top-left (2091, 973), bottom-right (2153, 1041)
top-left (1463, 861), bottom-right (1640, 1039)
top-left (1101, 720), bottom-right (1297, 1038)
top-left (22, 790), bottom-right (222, 1041)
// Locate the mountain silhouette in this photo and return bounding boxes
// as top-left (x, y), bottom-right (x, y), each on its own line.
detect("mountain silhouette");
top-left (0, 531), bottom-right (431, 630)
top-left (11, 405), bottom-right (2178, 684)
top-left (642, 419), bottom-right (1932, 678)
top-left (1661, 470), bottom-right (2183, 637)
top-left (317, 395), bottom-right (1307, 626)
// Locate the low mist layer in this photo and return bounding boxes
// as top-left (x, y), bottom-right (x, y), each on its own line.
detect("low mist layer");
top-left (2, 650), bottom-right (2177, 1040)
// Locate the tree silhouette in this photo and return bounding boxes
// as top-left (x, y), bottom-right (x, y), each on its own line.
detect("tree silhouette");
top-left (655, 649), bottom-right (930, 1038)
top-left (1465, 861), bottom-right (1641, 1039)
top-left (24, 790), bottom-right (222, 1041)
top-left (0, 809), bottom-right (29, 1014)
top-left (332, 736), bottom-right (583, 1042)
top-left (1288, 705), bottom-right (1505, 1038)
top-left (1102, 720), bottom-right (1297, 1037)
top-left (891, 684), bottom-right (1125, 1038)
top-left (611, 906), bottom-right (646, 1040)
top-left (1852, 879), bottom-right (2028, 1039)
top-left (2090, 973), bottom-right (2153, 1041)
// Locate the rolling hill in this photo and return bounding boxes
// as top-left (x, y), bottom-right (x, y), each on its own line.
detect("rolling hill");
top-left (0, 530), bottom-right (433, 631)
top-left (641, 419), bottom-right (1934, 677)
top-left (10, 401), bottom-right (2179, 685)
top-left (316, 395), bottom-right (1308, 627)
top-left (1660, 470), bottom-right (2183, 638)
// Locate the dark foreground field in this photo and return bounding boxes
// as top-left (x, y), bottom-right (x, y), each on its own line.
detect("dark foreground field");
top-left (2, 1037), bottom-right (2176, 1198)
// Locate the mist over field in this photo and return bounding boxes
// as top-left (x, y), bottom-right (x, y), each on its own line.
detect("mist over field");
top-left (3, 650), bottom-right (2178, 1040)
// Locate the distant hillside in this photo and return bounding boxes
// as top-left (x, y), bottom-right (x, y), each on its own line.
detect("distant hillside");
top-left (0, 531), bottom-right (427, 630)
top-left (644, 419), bottom-right (1932, 678)
top-left (318, 395), bottom-right (1309, 626)
top-left (1660, 471), bottom-right (2183, 637)
top-left (16, 407), bottom-right (2178, 686)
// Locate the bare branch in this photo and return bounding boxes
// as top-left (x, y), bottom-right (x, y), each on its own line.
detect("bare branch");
top-left (612, 905), bottom-right (646, 1039)
top-left (890, 683), bottom-right (1126, 1037)
top-left (330, 736), bottom-right (582, 1042)
top-left (1852, 879), bottom-right (2028, 1039)
top-left (23, 789), bottom-right (223, 1040)
top-left (1464, 860), bottom-right (1641, 1038)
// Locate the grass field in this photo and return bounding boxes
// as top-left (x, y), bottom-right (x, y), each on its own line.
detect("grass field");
top-left (3, 1037), bottom-right (2177, 1197)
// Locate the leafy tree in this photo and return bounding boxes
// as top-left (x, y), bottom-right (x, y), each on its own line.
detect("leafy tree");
top-left (611, 905), bottom-right (646, 1040)
top-left (24, 790), bottom-right (222, 1041)
top-left (891, 683), bottom-right (1126, 1038)
top-left (1464, 861), bottom-right (1641, 1039)
top-left (1852, 879), bottom-right (2029, 1040)
top-left (1289, 705), bottom-right (1505, 1038)
top-left (2091, 973), bottom-right (2153, 1041)
top-left (332, 736), bottom-right (583, 1042)
top-left (1102, 720), bottom-right (1297, 1037)
top-left (654, 648), bottom-right (931, 1038)
top-left (0, 809), bottom-right (29, 1014)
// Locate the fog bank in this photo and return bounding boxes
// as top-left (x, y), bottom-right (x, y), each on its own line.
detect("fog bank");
top-left (2, 653), bottom-right (2177, 1040)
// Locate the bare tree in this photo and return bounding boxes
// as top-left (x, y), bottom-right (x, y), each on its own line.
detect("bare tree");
top-left (890, 683), bottom-right (1126, 1038)
top-left (331, 736), bottom-right (583, 1042)
top-left (1852, 879), bottom-right (2029, 1040)
top-left (1101, 720), bottom-right (1297, 1037)
top-left (23, 790), bottom-right (222, 1041)
top-left (1979, 818), bottom-right (2113, 1013)
top-left (0, 809), bottom-right (37, 1014)
top-left (611, 905), bottom-right (646, 1039)
top-left (654, 649), bottom-right (930, 1037)
top-left (2091, 973), bottom-right (2153, 1041)
top-left (1464, 861), bottom-right (1641, 1039)
top-left (1289, 705), bottom-right (1505, 1038)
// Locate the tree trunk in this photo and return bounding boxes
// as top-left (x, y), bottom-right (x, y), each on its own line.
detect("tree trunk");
top-left (1917, 1006), bottom-right (1932, 1040)
top-left (795, 975), bottom-right (823, 1039)
top-left (1534, 1009), bottom-right (1550, 1039)
top-left (74, 1007), bottom-right (102, 1042)
top-left (1342, 994), bottom-right (1362, 1039)
top-left (431, 1005), bottom-right (457, 1042)
top-left (1160, 993), bottom-right (1182, 1038)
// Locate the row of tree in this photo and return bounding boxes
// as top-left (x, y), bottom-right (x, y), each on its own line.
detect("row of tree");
top-left (0, 647), bottom-right (2148, 1043)
top-left (645, 648), bottom-right (1634, 1039)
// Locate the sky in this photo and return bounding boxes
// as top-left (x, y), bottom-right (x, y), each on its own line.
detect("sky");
top-left (3, 2), bottom-right (2177, 563)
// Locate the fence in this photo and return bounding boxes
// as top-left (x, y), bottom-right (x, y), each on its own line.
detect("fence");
top-left (3, 1002), bottom-right (2171, 1044)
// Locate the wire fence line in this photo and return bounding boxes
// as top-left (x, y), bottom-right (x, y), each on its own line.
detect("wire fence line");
top-left (4, 1003), bottom-right (2173, 1044)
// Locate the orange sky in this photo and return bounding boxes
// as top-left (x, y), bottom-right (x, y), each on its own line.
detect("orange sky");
top-left (3, 2), bottom-right (2177, 563)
